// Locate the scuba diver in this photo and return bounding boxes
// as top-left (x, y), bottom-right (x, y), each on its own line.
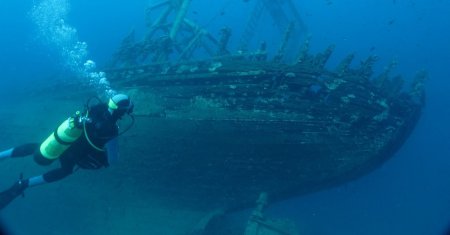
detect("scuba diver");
top-left (0, 94), bottom-right (134, 209)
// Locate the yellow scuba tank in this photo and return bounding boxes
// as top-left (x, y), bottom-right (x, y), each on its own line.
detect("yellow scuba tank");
top-left (34, 113), bottom-right (83, 165)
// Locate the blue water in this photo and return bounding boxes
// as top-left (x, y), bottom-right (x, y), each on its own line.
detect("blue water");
top-left (1, 0), bottom-right (449, 234)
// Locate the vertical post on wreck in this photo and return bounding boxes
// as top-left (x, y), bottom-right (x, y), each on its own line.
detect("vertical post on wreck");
top-left (296, 35), bottom-right (311, 64)
top-left (244, 192), bottom-right (268, 235)
top-left (273, 22), bottom-right (294, 62)
top-left (170, 0), bottom-right (192, 40)
top-left (217, 27), bottom-right (231, 56)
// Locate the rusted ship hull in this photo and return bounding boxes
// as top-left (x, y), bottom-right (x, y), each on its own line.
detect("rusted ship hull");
top-left (106, 57), bottom-right (424, 210)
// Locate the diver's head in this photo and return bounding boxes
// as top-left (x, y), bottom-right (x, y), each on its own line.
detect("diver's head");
top-left (108, 94), bottom-right (134, 119)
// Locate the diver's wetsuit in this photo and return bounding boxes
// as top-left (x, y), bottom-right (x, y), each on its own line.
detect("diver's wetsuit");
top-left (10, 103), bottom-right (119, 182)
top-left (0, 94), bottom-right (132, 210)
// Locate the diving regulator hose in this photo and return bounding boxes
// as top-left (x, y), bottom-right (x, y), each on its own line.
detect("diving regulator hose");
top-left (81, 97), bottom-right (135, 151)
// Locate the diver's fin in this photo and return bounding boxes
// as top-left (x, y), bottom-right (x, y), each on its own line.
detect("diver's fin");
top-left (0, 177), bottom-right (28, 210)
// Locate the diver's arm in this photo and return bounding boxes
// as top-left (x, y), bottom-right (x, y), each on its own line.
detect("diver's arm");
top-left (105, 137), bottom-right (119, 165)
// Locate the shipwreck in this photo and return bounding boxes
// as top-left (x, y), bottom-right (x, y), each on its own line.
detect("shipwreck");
top-left (99, 0), bottom-right (425, 213)
top-left (0, 1), bottom-right (427, 234)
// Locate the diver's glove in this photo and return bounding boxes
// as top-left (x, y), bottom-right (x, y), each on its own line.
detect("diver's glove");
top-left (0, 175), bottom-right (28, 210)
top-left (8, 178), bottom-right (28, 197)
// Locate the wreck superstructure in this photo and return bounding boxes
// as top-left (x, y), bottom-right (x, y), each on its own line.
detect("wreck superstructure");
top-left (103, 0), bottom-right (425, 211)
